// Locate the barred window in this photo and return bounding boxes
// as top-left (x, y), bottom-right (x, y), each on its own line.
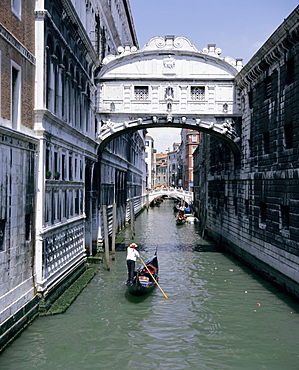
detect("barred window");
top-left (191, 86), bottom-right (205, 100)
top-left (264, 75), bottom-right (271, 100)
top-left (134, 86), bottom-right (149, 100)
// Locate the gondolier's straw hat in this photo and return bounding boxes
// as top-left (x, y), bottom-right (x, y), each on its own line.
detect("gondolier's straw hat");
top-left (129, 243), bottom-right (137, 248)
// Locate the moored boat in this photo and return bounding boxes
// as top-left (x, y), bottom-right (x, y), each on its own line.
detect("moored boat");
top-left (127, 253), bottom-right (159, 296)
top-left (176, 213), bottom-right (186, 225)
top-left (184, 213), bottom-right (200, 224)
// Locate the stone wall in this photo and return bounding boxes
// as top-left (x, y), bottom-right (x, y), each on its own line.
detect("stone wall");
top-left (195, 6), bottom-right (299, 298)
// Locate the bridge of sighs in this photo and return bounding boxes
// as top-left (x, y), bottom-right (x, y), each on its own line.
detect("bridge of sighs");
top-left (96, 35), bottom-right (243, 154)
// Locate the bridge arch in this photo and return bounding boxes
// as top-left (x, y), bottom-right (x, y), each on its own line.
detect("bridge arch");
top-left (96, 35), bottom-right (242, 155)
top-left (147, 187), bottom-right (193, 205)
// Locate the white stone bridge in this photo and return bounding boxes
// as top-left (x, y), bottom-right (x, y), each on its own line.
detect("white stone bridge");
top-left (96, 35), bottom-right (243, 156)
top-left (147, 187), bottom-right (193, 205)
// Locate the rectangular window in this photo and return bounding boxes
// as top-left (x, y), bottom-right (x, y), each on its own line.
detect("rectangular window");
top-left (12, 0), bottom-right (22, 19)
top-left (64, 190), bottom-right (68, 218)
top-left (260, 201), bottom-right (267, 223)
top-left (75, 189), bottom-right (79, 214)
top-left (75, 158), bottom-right (78, 180)
top-left (0, 219), bottom-right (6, 251)
top-left (25, 214), bottom-right (31, 241)
top-left (11, 63), bottom-right (21, 129)
top-left (62, 154), bottom-right (66, 180)
top-left (69, 156), bottom-right (73, 180)
top-left (134, 86), bottom-right (148, 100)
top-left (285, 57), bottom-right (295, 85)
top-left (245, 199), bottom-right (249, 216)
top-left (248, 90), bottom-right (253, 109)
top-left (70, 190), bottom-right (74, 216)
top-left (45, 190), bottom-right (50, 223)
top-left (263, 132), bottom-right (270, 154)
top-left (284, 123), bottom-right (293, 149)
top-left (191, 86), bottom-right (205, 100)
top-left (281, 205), bottom-right (290, 229)
top-left (54, 152), bottom-right (58, 173)
top-left (46, 148), bottom-right (50, 172)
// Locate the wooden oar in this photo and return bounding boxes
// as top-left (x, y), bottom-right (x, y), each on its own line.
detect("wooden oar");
top-left (139, 255), bottom-right (168, 299)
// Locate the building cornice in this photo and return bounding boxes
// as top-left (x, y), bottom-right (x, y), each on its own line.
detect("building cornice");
top-left (235, 5), bottom-right (299, 90)
top-left (0, 24), bottom-right (35, 65)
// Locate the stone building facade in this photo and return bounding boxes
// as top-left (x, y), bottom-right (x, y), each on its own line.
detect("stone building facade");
top-left (195, 6), bottom-right (299, 298)
top-left (167, 142), bottom-right (180, 188)
top-left (34, 0), bottom-right (139, 298)
top-left (145, 135), bottom-right (155, 189)
top-left (180, 129), bottom-right (200, 190)
top-left (1, 0), bottom-right (142, 352)
top-left (0, 0), bottom-right (39, 350)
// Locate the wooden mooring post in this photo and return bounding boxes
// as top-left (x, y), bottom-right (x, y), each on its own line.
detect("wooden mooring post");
top-left (130, 200), bottom-right (135, 239)
top-left (111, 202), bottom-right (116, 260)
top-left (102, 205), bottom-right (110, 270)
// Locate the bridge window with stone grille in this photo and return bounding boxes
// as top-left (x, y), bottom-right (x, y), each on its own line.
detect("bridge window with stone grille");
top-left (191, 86), bottom-right (205, 100)
top-left (134, 86), bottom-right (149, 100)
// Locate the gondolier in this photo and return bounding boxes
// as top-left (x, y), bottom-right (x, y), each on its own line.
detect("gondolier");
top-left (126, 243), bottom-right (140, 285)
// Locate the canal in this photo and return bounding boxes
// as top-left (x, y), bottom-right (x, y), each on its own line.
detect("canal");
top-left (0, 199), bottom-right (298, 369)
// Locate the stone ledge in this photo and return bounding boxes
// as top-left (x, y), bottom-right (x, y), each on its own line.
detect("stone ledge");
top-left (40, 266), bottom-right (98, 316)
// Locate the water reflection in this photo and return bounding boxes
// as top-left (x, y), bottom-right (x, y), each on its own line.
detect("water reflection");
top-left (0, 200), bottom-right (299, 370)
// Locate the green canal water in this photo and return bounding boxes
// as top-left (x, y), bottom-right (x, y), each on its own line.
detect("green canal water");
top-left (1, 200), bottom-right (299, 369)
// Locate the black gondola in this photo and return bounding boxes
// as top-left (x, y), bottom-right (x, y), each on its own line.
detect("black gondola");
top-left (176, 213), bottom-right (186, 225)
top-left (127, 253), bottom-right (158, 296)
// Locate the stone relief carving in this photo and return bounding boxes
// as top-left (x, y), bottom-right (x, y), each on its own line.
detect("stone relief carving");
top-left (163, 55), bottom-right (175, 69)
top-left (154, 36), bottom-right (166, 48)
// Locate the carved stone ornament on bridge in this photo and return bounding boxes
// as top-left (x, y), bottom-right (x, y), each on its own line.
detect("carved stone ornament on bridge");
top-left (163, 55), bottom-right (176, 69)
top-left (98, 116), bottom-right (241, 153)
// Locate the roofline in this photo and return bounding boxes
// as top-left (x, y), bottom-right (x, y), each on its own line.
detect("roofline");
top-left (122, 0), bottom-right (138, 48)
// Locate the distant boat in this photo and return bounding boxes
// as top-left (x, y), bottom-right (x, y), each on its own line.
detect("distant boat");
top-left (127, 253), bottom-right (158, 296)
top-left (176, 214), bottom-right (186, 225)
top-left (150, 198), bottom-right (163, 207)
top-left (184, 213), bottom-right (200, 224)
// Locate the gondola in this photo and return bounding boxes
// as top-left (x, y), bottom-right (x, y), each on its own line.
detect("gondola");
top-left (176, 214), bottom-right (186, 225)
top-left (127, 253), bottom-right (158, 296)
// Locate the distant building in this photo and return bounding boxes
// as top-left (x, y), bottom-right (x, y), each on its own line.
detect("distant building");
top-left (167, 143), bottom-right (180, 187)
top-left (155, 152), bottom-right (168, 187)
top-left (145, 135), bottom-right (155, 188)
top-left (180, 129), bottom-right (200, 190)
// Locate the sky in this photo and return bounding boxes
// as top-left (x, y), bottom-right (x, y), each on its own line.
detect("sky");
top-left (129, 0), bottom-right (299, 153)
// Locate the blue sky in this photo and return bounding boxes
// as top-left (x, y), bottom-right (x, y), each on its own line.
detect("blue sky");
top-left (129, 0), bottom-right (299, 152)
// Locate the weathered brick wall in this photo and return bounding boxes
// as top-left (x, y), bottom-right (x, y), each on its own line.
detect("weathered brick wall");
top-left (0, 0), bottom-right (35, 128)
top-left (0, 0), bottom-right (35, 53)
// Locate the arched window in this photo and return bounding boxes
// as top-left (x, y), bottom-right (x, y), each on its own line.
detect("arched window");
top-left (69, 65), bottom-right (74, 124)
top-left (46, 35), bottom-right (54, 109)
top-left (54, 46), bottom-right (61, 116)
top-left (62, 55), bottom-right (68, 120)
top-left (86, 85), bottom-right (91, 133)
